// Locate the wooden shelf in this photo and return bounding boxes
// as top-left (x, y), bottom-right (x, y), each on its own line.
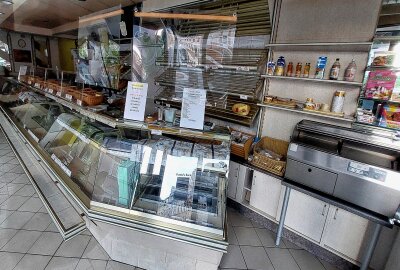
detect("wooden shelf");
top-left (262, 75), bottom-right (363, 86)
top-left (258, 103), bottom-right (355, 122)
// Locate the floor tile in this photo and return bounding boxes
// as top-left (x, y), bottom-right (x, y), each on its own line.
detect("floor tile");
top-left (23, 212), bottom-right (52, 231)
top-left (80, 229), bottom-right (93, 236)
top-left (219, 245), bottom-right (247, 269)
top-left (0, 195), bottom-right (30, 210)
top-left (255, 228), bottom-right (286, 248)
top-left (13, 254), bottom-right (52, 270)
top-left (0, 211), bottom-right (34, 229)
top-left (38, 205), bottom-right (49, 214)
top-left (227, 225), bottom-right (238, 245)
top-left (45, 222), bottom-right (59, 233)
top-left (8, 166), bottom-right (25, 174)
top-left (266, 248), bottom-right (300, 270)
top-left (290, 249), bottom-right (325, 270)
top-left (82, 237), bottom-right (110, 260)
top-left (233, 226), bottom-right (262, 246)
top-left (18, 196), bottom-right (44, 212)
top-left (55, 234), bottom-right (91, 258)
top-left (13, 185), bottom-right (35, 197)
top-left (11, 174), bottom-right (30, 185)
top-left (228, 211), bottom-right (253, 227)
top-left (240, 246), bottom-right (274, 270)
top-left (0, 228), bottom-right (18, 249)
top-left (76, 259), bottom-right (107, 270)
top-left (5, 183), bottom-right (25, 196)
top-left (45, 257), bottom-right (79, 270)
top-left (0, 209), bottom-right (14, 224)
top-left (0, 251), bottom-right (24, 270)
top-left (28, 231), bottom-right (64, 256)
top-left (106, 260), bottom-right (136, 270)
top-left (1, 230), bottom-right (42, 253)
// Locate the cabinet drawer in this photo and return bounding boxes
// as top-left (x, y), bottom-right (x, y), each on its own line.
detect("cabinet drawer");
top-left (285, 158), bottom-right (337, 194)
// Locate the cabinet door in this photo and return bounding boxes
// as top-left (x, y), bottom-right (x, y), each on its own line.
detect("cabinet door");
top-left (227, 161), bottom-right (240, 199)
top-left (279, 189), bottom-right (329, 243)
top-left (249, 171), bottom-right (282, 219)
top-left (322, 207), bottom-right (369, 262)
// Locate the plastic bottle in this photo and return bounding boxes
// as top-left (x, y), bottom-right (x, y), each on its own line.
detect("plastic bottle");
top-left (302, 63), bottom-right (311, 78)
top-left (295, 62), bottom-right (302, 77)
top-left (286, 62), bottom-right (293, 77)
top-left (275, 56), bottom-right (285, 76)
top-left (329, 58), bottom-right (341, 80)
top-left (344, 59), bottom-right (357, 82)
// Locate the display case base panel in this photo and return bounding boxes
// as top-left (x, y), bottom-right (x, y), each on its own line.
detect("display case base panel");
top-left (86, 218), bottom-right (224, 270)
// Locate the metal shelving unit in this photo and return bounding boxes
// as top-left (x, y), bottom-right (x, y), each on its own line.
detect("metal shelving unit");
top-left (262, 74), bottom-right (363, 86)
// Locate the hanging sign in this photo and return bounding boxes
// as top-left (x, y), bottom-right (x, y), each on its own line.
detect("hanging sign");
top-left (180, 88), bottom-right (206, 130)
top-left (123, 81), bottom-right (148, 122)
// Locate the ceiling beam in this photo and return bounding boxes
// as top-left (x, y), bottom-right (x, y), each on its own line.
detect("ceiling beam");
top-left (52, 21), bottom-right (79, 35)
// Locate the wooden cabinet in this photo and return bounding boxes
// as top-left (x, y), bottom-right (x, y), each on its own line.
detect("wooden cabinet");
top-left (227, 161), bottom-right (240, 199)
top-left (278, 189), bottom-right (329, 243)
top-left (249, 170), bottom-right (282, 219)
top-left (321, 207), bottom-right (369, 262)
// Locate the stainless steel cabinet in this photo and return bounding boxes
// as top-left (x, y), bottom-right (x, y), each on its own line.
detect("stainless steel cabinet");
top-left (278, 188), bottom-right (329, 243)
top-left (249, 170), bottom-right (282, 219)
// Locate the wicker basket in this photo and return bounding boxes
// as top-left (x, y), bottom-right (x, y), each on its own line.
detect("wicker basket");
top-left (80, 92), bottom-right (104, 106)
top-left (230, 130), bottom-right (254, 159)
top-left (250, 137), bottom-right (289, 176)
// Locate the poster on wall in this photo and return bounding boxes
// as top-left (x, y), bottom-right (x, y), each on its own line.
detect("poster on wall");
top-left (180, 88), bottom-right (206, 130)
top-left (123, 81), bottom-right (148, 121)
top-left (13, 49), bottom-right (31, 63)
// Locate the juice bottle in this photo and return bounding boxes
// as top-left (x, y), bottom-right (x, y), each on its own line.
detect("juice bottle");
top-left (295, 62), bottom-right (302, 77)
top-left (344, 59), bottom-right (357, 82)
top-left (275, 56), bottom-right (285, 76)
top-left (286, 62), bottom-right (293, 77)
top-left (329, 58), bottom-right (341, 80)
top-left (302, 63), bottom-right (311, 78)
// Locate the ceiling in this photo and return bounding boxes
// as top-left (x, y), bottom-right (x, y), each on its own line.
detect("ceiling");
top-left (0, 0), bottom-right (139, 36)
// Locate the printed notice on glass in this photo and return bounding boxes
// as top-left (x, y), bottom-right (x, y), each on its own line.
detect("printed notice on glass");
top-left (180, 88), bottom-right (206, 130)
top-left (123, 81), bottom-right (148, 121)
top-left (19, 66), bottom-right (27, 76)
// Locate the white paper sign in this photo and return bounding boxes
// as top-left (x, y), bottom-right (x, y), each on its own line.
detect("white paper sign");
top-left (123, 81), bottom-right (148, 121)
top-left (180, 88), bottom-right (206, 130)
top-left (19, 66), bottom-right (27, 76)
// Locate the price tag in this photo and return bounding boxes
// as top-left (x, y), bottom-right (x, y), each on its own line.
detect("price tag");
top-left (34, 83), bottom-right (40, 88)
top-left (65, 94), bottom-right (72, 101)
top-left (166, 103), bottom-right (171, 107)
top-left (77, 100), bottom-right (83, 106)
top-left (48, 89), bottom-right (54, 94)
top-left (28, 81), bottom-right (32, 85)
top-left (56, 91), bottom-right (62, 97)
top-left (51, 154), bottom-right (71, 177)
top-left (237, 66), bottom-right (250, 71)
top-left (240, 95), bottom-right (248, 100)
top-left (151, 129), bottom-right (162, 135)
top-left (123, 81), bottom-right (148, 121)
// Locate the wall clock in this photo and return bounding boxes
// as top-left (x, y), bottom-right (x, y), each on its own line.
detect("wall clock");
top-left (18, 39), bottom-right (26, 48)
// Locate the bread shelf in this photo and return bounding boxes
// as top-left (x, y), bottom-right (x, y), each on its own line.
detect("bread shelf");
top-left (265, 42), bottom-right (372, 52)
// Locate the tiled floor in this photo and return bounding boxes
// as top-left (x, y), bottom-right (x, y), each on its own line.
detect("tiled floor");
top-left (0, 131), bottom-right (339, 270)
top-left (220, 208), bottom-right (339, 270)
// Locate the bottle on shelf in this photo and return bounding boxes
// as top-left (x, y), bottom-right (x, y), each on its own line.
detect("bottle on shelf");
top-left (266, 61), bottom-right (275, 75)
top-left (295, 62), bottom-right (302, 77)
top-left (286, 62), bottom-right (294, 77)
top-left (315, 56), bottom-right (328, 79)
top-left (275, 56), bottom-right (285, 76)
top-left (329, 58), bottom-right (341, 80)
top-left (302, 63), bottom-right (311, 78)
top-left (344, 59), bottom-right (357, 82)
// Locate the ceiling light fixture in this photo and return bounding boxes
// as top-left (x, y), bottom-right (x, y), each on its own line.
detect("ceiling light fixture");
top-left (0, 12), bottom-right (4, 15)
top-left (2, 1), bottom-right (13, 5)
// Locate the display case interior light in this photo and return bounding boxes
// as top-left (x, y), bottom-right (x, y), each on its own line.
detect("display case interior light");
top-left (2, 0), bottom-right (13, 4)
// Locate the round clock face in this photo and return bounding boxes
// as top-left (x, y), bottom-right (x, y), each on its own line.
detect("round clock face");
top-left (18, 39), bottom-right (26, 48)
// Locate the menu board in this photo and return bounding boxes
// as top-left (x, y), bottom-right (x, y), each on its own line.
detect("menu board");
top-left (123, 82), bottom-right (148, 121)
top-left (180, 88), bottom-right (206, 130)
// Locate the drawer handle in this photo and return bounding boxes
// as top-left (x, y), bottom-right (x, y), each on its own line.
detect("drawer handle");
top-left (334, 208), bottom-right (339, 220)
top-left (308, 168), bottom-right (312, 173)
top-left (322, 204), bottom-right (327, 216)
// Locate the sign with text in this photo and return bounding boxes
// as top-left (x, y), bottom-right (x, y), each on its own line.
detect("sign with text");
top-left (123, 82), bottom-right (148, 122)
top-left (180, 88), bottom-right (206, 130)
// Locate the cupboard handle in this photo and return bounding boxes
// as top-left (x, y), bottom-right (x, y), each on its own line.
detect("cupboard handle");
top-left (333, 208), bottom-right (339, 220)
top-left (322, 204), bottom-right (327, 216)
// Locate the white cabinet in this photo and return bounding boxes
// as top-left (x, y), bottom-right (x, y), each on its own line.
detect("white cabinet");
top-left (321, 207), bottom-right (369, 262)
top-left (227, 161), bottom-right (240, 199)
top-left (249, 170), bottom-right (282, 219)
top-left (278, 189), bottom-right (329, 243)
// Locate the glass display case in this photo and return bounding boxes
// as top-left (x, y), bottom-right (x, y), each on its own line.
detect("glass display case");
top-left (0, 75), bottom-right (230, 240)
